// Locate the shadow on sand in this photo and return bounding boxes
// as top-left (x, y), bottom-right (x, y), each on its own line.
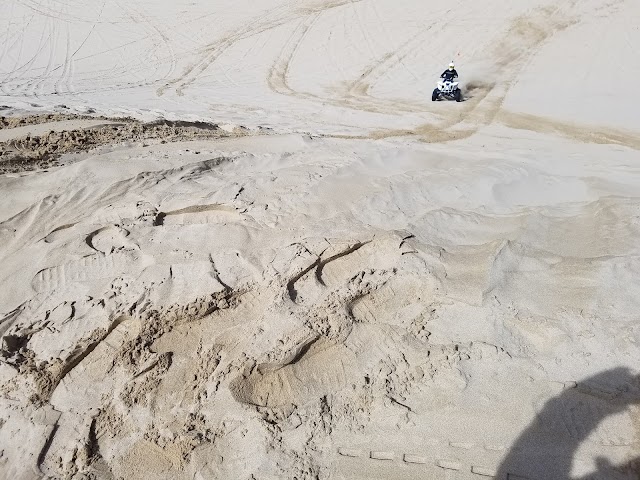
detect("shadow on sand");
top-left (495, 367), bottom-right (640, 480)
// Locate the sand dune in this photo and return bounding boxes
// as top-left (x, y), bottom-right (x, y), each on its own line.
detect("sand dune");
top-left (1, 1), bottom-right (639, 479)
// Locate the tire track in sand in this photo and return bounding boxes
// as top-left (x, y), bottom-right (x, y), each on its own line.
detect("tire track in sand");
top-left (52, 19), bottom-right (72, 95)
top-left (267, 8), bottom-right (431, 116)
top-left (1, 9), bottom-right (49, 95)
top-left (17, 14), bottom-right (56, 97)
top-left (267, 2), bottom-right (432, 115)
top-left (158, 0), bottom-right (364, 97)
top-left (497, 110), bottom-right (640, 150)
top-left (341, 1), bottom-right (464, 113)
top-left (110, 0), bottom-right (178, 90)
top-left (267, 2), bottom-right (579, 142)
top-left (157, 2), bottom-right (296, 97)
top-left (326, 2), bottom-right (582, 143)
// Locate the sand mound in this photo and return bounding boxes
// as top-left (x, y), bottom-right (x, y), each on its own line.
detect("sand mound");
top-left (1, 129), bottom-right (639, 479)
top-left (0, 115), bottom-right (251, 174)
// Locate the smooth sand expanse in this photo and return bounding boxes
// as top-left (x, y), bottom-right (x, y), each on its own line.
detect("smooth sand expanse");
top-left (1, 1), bottom-right (640, 479)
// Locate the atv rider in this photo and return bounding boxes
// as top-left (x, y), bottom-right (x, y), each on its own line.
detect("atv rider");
top-left (441, 62), bottom-right (458, 81)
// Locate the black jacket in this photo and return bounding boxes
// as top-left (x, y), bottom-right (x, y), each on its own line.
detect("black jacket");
top-left (441, 69), bottom-right (458, 81)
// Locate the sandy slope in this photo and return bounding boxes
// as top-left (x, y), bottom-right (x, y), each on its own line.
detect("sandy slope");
top-left (1, 1), bottom-right (640, 480)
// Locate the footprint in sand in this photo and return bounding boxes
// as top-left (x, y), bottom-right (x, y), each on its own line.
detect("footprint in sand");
top-left (42, 223), bottom-right (77, 244)
top-left (86, 225), bottom-right (138, 254)
top-left (31, 250), bottom-right (145, 293)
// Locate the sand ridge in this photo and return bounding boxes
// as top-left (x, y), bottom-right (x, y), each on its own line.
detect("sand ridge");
top-left (0, 116), bottom-right (253, 174)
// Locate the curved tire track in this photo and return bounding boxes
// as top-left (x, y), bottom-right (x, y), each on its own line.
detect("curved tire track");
top-left (159, 0), bottom-right (365, 97)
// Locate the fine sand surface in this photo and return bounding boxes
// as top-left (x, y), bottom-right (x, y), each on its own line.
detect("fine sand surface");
top-left (1, 1), bottom-right (640, 480)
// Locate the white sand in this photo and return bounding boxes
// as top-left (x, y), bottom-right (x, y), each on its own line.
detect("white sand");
top-left (1, 1), bottom-right (639, 479)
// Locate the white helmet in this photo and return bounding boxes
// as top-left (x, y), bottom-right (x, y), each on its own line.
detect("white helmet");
top-left (448, 62), bottom-right (455, 70)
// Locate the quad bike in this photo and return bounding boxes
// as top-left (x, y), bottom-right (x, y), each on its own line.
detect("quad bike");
top-left (432, 79), bottom-right (462, 102)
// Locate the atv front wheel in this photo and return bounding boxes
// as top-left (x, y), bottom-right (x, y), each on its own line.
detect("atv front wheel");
top-left (432, 89), bottom-right (439, 102)
top-left (454, 89), bottom-right (462, 102)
